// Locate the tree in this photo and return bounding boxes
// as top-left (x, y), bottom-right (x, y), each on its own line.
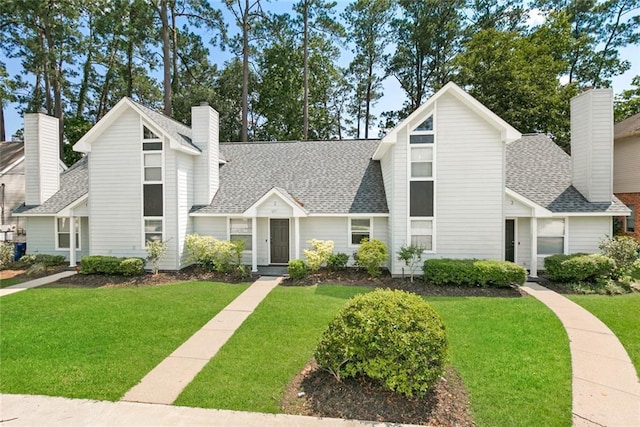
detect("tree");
top-left (224, 0), bottom-right (265, 142)
top-left (614, 75), bottom-right (640, 122)
top-left (455, 15), bottom-right (579, 150)
top-left (342, 0), bottom-right (393, 138)
top-left (466, 0), bottom-right (527, 32)
top-left (387, 0), bottom-right (466, 118)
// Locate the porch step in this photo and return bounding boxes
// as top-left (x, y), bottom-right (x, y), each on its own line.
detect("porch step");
top-left (257, 265), bottom-right (288, 276)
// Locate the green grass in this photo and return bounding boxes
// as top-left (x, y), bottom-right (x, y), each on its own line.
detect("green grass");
top-left (0, 277), bottom-right (24, 288)
top-left (632, 266), bottom-right (640, 281)
top-left (0, 281), bottom-right (248, 400)
top-left (175, 285), bottom-right (368, 412)
top-left (177, 287), bottom-right (571, 426)
top-left (428, 297), bottom-right (572, 427)
top-left (568, 293), bottom-right (640, 375)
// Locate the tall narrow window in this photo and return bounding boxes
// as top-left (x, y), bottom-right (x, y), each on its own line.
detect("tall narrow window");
top-left (56, 217), bottom-right (80, 250)
top-left (409, 114), bottom-right (435, 251)
top-left (142, 125), bottom-right (163, 243)
top-left (230, 218), bottom-right (252, 250)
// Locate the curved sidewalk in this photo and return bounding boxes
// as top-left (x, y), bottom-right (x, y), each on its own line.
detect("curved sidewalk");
top-left (0, 270), bottom-right (77, 297)
top-left (521, 282), bottom-right (640, 426)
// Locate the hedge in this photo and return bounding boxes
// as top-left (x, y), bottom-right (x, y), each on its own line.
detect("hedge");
top-left (423, 259), bottom-right (526, 287)
top-left (544, 253), bottom-right (616, 282)
top-left (79, 255), bottom-right (145, 276)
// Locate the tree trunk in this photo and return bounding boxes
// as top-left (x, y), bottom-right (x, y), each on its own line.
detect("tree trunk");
top-left (159, 0), bottom-right (172, 116)
top-left (126, 4), bottom-right (135, 97)
top-left (241, 0), bottom-right (250, 142)
top-left (0, 107), bottom-right (5, 142)
top-left (171, 3), bottom-right (179, 96)
top-left (302, 0), bottom-right (309, 140)
top-left (364, 60), bottom-right (373, 139)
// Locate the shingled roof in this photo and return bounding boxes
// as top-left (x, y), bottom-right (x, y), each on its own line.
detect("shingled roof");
top-left (132, 100), bottom-right (200, 153)
top-left (0, 142), bottom-right (24, 174)
top-left (614, 112), bottom-right (640, 140)
top-left (14, 156), bottom-right (88, 215)
top-left (192, 139), bottom-right (389, 215)
top-left (506, 134), bottom-right (628, 214)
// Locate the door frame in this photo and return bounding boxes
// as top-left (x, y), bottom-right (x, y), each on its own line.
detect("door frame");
top-left (505, 218), bottom-right (517, 263)
top-left (268, 218), bottom-right (290, 265)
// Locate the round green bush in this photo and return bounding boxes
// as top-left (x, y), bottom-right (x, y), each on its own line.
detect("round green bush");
top-left (315, 289), bottom-right (447, 397)
top-left (287, 259), bottom-right (308, 280)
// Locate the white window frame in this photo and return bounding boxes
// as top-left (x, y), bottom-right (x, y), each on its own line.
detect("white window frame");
top-left (348, 217), bottom-right (372, 247)
top-left (536, 217), bottom-right (567, 256)
top-left (55, 217), bottom-right (81, 251)
top-left (141, 121), bottom-right (165, 246)
top-left (229, 218), bottom-right (252, 252)
top-left (407, 112), bottom-right (436, 253)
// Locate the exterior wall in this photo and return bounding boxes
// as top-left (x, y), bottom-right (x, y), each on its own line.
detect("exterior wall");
top-left (432, 93), bottom-right (505, 259)
top-left (505, 194), bottom-right (534, 217)
top-left (516, 217), bottom-right (532, 269)
top-left (192, 105), bottom-right (219, 206)
top-left (614, 192), bottom-right (640, 241)
top-left (567, 216), bottom-right (611, 254)
top-left (570, 89), bottom-right (613, 203)
top-left (88, 109), bottom-right (145, 260)
top-left (24, 216), bottom-right (89, 260)
top-left (24, 113), bottom-right (59, 205)
top-left (613, 136), bottom-right (640, 193)
top-left (388, 126), bottom-right (408, 274)
top-left (256, 194), bottom-right (293, 217)
top-left (176, 152), bottom-right (195, 268)
top-left (2, 161), bottom-right (25, 230)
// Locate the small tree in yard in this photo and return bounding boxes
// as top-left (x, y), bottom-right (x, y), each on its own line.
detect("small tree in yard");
top-left (357, 238), bottom-right (388, 277)
top-left (397, 244), bottom-right (424, 282)
top-left (0, 242), bottom-right (14, 269)
top-left (146, 240), bottom-right (168, 275)
top-left (304, 239), bottom-right (335, 271)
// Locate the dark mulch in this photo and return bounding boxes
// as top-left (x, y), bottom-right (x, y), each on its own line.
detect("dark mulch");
top-left (283, 268), bottom-right (524, 298)
top-left (282, 359), bottom-right (475, 426)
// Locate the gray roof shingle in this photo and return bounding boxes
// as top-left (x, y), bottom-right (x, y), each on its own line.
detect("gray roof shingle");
top-left (192, 139), bottom-right (389, 215)
top-left (14, 156), bottom-right (88, 215)
top-left (506, 134), bottom-right (629, 214)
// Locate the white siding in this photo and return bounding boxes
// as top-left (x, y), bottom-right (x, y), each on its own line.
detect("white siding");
top-left (2, 161), bottom-right (25, 229)
top-left (256, 194), bottom-right (293, 217)
top-left (88, 109), bottom-right (145, 259)
top-left (570, 89), bottom-right (613, 202)
top-left (192, 105), bottom-right (219, 205)
top-left (505, 195), bottom-right (533, 217)
top-left (257, 218), bottom-right (269, 265)
top-left (516, 218), bottom-right (532, 269)
top-left (388, 126), bottom-right (409, 274)
top-left (568, 216), bottom-right (611, 254)
top-left (159, 144), bottom-right (179, 270)
top-left (613, 136), bottom-right (640, 193)
top-left (24, 113), bottom-right (59, 205)
top-left (24, 216), bottom-right (89, 260)
top-left (176, 153), bottom-right (194, 268)
top-left (193, 217), bottom-right (227, 239)
top-left (433, 92), bottom-right (504, 260)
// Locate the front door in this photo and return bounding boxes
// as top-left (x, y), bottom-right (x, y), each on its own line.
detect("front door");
top-left (505, 219), bottom-right (515, 262)
top-left (270, 219), bottom-right (290, 264)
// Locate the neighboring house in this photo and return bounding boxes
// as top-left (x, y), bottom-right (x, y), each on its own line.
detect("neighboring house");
top-left (14, 83), bottom-right (628, 276)
top-left (613, 112), bottom-right (640, 241)
top-left (0, 139), bottom-right (65, 239)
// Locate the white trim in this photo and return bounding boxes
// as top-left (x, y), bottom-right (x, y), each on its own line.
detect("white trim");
top-left (0, 156), bottom-right (24, 176)
top-left (243, 188), bottom-right (308, 218)
top-left (227, 217), bottom-right (252, 252)
top-left (57, 194), bottom-right (89, 217)
top-left (348, 217), bottom-right (373, 248)
top-left (530, 217), bottom-right (538, 277)
top-left (55, 217), bottom-right (81, 251)
top-left (505, 218), bottom-right (518, 263)
top-left (251, 217), bottom-right (257, 272)
top-left (189, 211), bottom-right (389, 218)
top-left (141, 120), bottom-right (165, 247)
top-left (267, 217), bottom-right (291, 265)
top-left (535, 217), bottom-right (568, 256)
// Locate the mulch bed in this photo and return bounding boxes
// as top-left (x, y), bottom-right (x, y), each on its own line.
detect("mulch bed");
top-left (282, 359), bottom-right (475, 426)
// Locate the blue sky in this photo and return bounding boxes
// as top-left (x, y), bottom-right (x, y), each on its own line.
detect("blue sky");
top-left (3, 1), bottom-right (638, 140)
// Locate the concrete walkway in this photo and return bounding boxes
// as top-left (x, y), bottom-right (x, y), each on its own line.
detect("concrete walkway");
top-left (521, 282), bottom-right (640, 427)
top-left (0, 270), bottom-right (76, 297)
top-left (0, 394), bottom-right (401, 427)
top-left (121, 276), bottom-right (282, 405)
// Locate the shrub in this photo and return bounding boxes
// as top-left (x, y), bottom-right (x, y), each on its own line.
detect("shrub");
top-left (327, 253), bottom-right (349, 271)
top-left (544, 253), bottom-right (616, 282)
top-left (356, 238), bottom-right (388, 277)
top-left (212, 240), bottom-right (243, 273)
top-left (0, 242), bottom-right (14, 269)
top-left (315, 289), bottom-right (447, 397)
top-left (303, 239), bottom-right (334, 271)
top-left (397, 244), bottom-right (424, 282)
top-left (599, 236), bottom-right (640, 279)
top-left (79, 255), bottom-right (144, 276)
top-left (146, 240), bottom-right (168, 275)
top-left (184, 234), bottom-right (216, 269)
top-left (423, 259), bottom-right (526, 287)
top-left (288, 259), bottom-right (308, 280)
top-left (19, 254), bottom-right (67, 267)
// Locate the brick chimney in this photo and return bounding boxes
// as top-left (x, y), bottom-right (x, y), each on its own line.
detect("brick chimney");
top-left (24, 112), bottom-right (60, 205)
top-left (191, 102), bottom-right (220, 205)
top-left (570, 88), bottom-right (613, 203)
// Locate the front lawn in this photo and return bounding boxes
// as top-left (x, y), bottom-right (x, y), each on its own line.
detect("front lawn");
top-left (568, 293), bottom-right (640, 375)
top-left (177, 287), bottom-right (572, 427)
top-left (0, 281), bottom-right (248, 400)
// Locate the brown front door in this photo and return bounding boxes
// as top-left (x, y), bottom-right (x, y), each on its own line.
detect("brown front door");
top-left (270, 219), bottom-right (290, 264)
top-left (505, 219), bottom-right (515, 262)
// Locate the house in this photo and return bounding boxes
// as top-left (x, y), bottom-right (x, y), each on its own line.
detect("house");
top-left (1, 137), bottom-right (66, 240)
top-left (14, 83), bottom-right (629, 276)
top-left (613, 112), bottom-right (640, 240)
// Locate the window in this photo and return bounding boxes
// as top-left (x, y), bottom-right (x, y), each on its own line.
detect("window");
top-left (144, 153), bottom-right (162, 181)
top-left (56, 217), bottom-right (80, 250)
top-left (145, 219), bottom-right (163, 242)
top-left (411, 146), bottom-right (433, 178)
top-left (410, 220), bottom-right (433, 250)
top-left (230, 218), bottom-right (252, 251)
top-left (143, 126), bottom-right (159, 140)
top-left (410, 134), bottom-right (434, 144)
top-left (410, 181), bottom-right (434, 217)
top-left (537, 218), bottom-right (565, 255)
top-left (350, 218), bottom-right (371, 245)
top-left (415, 116), bottom-right (433, 131)
top-left (143, 184), bottom-right (163, 216)
top-left (627, 205), bottom-right (635, 233)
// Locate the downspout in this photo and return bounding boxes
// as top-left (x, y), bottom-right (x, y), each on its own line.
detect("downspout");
top-left (0, 183), bottom-right (5, 225)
